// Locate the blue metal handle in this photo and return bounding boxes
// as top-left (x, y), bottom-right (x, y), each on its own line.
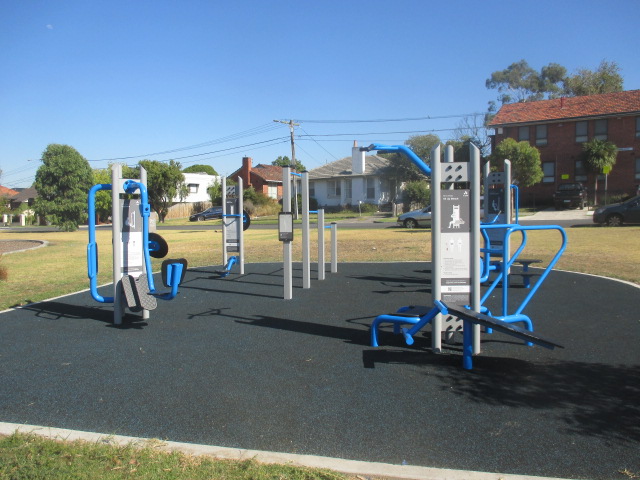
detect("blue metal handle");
top-left (122, 180), bottom-right (155, 293)
top-left (87, 183), bottom-right (113, 303)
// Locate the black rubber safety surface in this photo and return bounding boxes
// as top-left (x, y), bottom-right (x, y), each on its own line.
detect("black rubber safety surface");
top-left (1, 262), bottom-right (638, 480)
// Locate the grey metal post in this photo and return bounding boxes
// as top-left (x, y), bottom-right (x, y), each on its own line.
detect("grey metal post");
top-left (430, 145), bottom-right (442, 353)
top-left (470, 144), bottom-right (482, 354)
top-left (140, 166), bottom-right (150, 321)
top-left (111, 164), bottom-right (124, 325)
top-left (330, 222), bottom-right (337, 273)
top-left (221, 177), bottom-right (228, 267)
top-left (503, 159), bottom-right (512, 277)
top-left (238, 177), bottom-right (245, 275)
top-left (302, 172), bottom-right (310, 288)
top-left (282, 167), bottom-right (292, 300)
top-left (317, 208), bottom-right (325, 280)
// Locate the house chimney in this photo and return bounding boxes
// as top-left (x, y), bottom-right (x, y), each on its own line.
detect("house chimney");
top-left (352, 140), bottom-right (365, 175)
top-left (560, 97), bottom-right (565, 108)
top-left (241, 156), bottom-right (252, 186)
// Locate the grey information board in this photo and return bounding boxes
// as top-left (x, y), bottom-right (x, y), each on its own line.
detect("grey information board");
top-left (120, 197), bottom-right (144, 276)
top-left (225, 198), bottom-right (240, 253)
top-left (440, 189), bottom-right (471, 305)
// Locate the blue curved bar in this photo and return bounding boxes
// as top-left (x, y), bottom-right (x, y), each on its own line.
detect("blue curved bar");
top-left (87, 183), bottom-right (114, 303)
top-left (367, 143), bottom-right (432, 177)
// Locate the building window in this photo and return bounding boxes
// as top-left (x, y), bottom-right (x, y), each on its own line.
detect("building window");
top-left (309, 181), bottom-right (315, 198)
top-left (542, 162), bottom-right (555, 183)
top-left (575, 121), bottom-right (588, 143)
top-left (636, 158), bottom-right (640, 180)
top-left (366, 177), bottom-right (375, 200)
top-left (636, 117), bottom-right (640, 138)
top-left (518, 126), bottom-right (529, 142)
top-left (188, 184), bottom-right (199, 194)
top-left (575, 160), bottom-right (587, 182)
top-left (328, 180), bottom-right (341, 197)
top-left (536, 125), bottom-right (548, 146)
top-left (594, 119), bottom-right (608, 140)
top-left (344, 179), bottom-right (352, 200)
top-left (267, 183), bottom-right (278, 199)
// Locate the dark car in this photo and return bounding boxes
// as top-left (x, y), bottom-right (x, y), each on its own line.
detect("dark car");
top-left (593, 195), bottom-right (640, 226)
top-left (189, 206), bottom-right (223, 221)
top-left (553, 183), bottom-right (587, 210)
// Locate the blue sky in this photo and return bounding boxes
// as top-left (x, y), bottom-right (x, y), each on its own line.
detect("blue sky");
top-left (1, 0), bottom-right (639, 188)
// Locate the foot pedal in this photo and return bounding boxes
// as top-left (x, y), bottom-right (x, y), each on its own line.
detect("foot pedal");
top-left (121, 274), bottom-right (157, 311)
top-left (135, 274), bottom-right (158, 311)
top-left (121, 275), bottom-right (142, 312)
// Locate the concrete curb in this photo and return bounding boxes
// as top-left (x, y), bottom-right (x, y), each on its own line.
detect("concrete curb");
top-left (0, 422), bottom-right (571, 480)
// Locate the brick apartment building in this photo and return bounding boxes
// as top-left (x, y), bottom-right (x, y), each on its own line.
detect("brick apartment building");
top-left (488, 89), bottom-right (640, 205)
top-left (229, 156), bottom-right (285, 199)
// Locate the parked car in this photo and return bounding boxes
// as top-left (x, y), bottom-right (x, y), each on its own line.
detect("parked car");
top-left (593, 195), bottom-right (640, 226)
top-left (553, 183), bottom-right (587, 210)
top-left (398, 206), bottom-right (431, 228)
top-left (189, 206), bottom-right (223, 221)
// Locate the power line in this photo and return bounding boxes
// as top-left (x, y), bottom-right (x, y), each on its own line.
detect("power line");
top-left (291, 113), bottom-right (484, 124)
top-left (87, 123), bottom-right (282, 162)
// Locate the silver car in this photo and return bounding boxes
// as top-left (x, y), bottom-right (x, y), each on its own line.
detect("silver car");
top-left (398, 206), bottom-right (431, 228)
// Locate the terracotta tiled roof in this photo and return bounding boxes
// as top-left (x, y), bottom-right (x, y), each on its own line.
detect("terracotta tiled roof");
top-left (488, 89), bottom-right (640, 126)
top-left (0, 186), bottom-right (19, 197)
top-left (251, 164), bottom-right (285, 182)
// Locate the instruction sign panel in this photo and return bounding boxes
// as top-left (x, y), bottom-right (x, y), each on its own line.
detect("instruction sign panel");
top-left (120, 198), bottom-right (144, 276)
top-left (440, 190), bottom-right (471, 305)
top-left (225, 198), bottom-right (240, 253)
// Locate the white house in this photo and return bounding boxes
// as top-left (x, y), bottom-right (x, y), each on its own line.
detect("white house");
top-left (308, 142), bottom-right (397, 209)
top-left (179, 172), bottom-right (220, 203)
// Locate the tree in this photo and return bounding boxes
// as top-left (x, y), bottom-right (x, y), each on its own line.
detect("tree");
top-left (138, 159), bottom-right (187, 222)
top-left (405, 134), bottom-right (441, 161)
top-left (34, 144), bottom-right (94, 231)
top-left (563, 60), bottom-right (623, 97)
top-left (490, 138), bottom-right (543, 187)
top-left (581, 138), bottom-right (618, 205)
top-left (183, 164), bottom-right (218, 175)
top-left (92, 168), bottom-right (112, 223)
top-left (486, 60), bottom-right (566, 111)
top-left (486, 59), bottom-right (623, 114)
top-left (207, 179), bottom-right (222, 205)
top-left (273, 155), bottom-right (306, 172)
top-left (453, 115), bottom-right (492, 159)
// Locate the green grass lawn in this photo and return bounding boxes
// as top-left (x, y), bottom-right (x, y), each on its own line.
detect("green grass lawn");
top-left (0, 432), bottom-right (348, 480)
top-left (1, 224), bottom-right (639, 311)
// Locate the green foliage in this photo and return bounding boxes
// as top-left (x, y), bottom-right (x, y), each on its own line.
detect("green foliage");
top-left (486, 59), bottom-right (566, 109)
top-left (490, 138), bottom-right (543, 187)
top-left (403, 180), bottom-right (431, 207)
top-left (34, 144), bottom-right (94, 231)
top-left (91, 168), bottom-right (112, 223)
top-left (486, 59), bottom-right (623, 112)
top-left (405, 134), bottom-right (441, 161)
top-left (207, 179), bottom-right (222, 205)
top-left (563, 60), bottom-right (623, 97)
top-left (582, 138), bottom-right (618, 204)
top-left (273, 155), bottom-right (306, 172)
top-left (183, 164), bottom-right (218, 175)
top-left (138, 159), bottom-right (187, 222)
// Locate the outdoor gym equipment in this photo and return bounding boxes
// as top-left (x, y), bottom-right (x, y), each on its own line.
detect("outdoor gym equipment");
top-left (87, 164), bottom-right (188, 325)
top-left (365, 143), bottom-right (566, 369)
top-left (280, 168), bottom-right (338, 299)
top-left (217, 177), bottom-right (250, 277)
